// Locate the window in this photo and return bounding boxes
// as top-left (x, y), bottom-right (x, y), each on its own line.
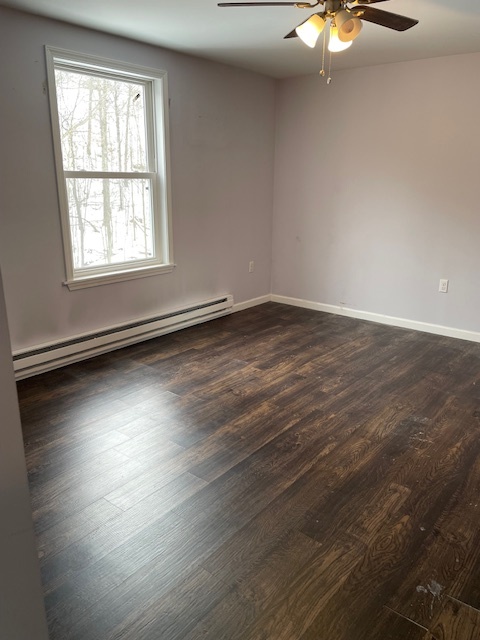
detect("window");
top-left (45, 47), bottom-right (173, 290)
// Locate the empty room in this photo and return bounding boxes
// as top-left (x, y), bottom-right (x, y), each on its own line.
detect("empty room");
top-left (1, 1), bottom-right (480, 638)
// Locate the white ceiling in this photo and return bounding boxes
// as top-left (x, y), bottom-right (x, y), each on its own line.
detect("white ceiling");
top-left (2, 0), bottom-right (480, 78)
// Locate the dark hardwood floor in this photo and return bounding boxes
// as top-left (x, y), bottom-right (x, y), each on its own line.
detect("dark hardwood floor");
top-left (17, 302), bottom-right (480, 639)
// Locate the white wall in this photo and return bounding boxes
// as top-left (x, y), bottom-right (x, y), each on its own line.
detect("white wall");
top-left (272, 53), bottom-right (480, 334)
top-left (0, 7), bottom-right (275, 351)
top-left (0, 263), bottom-right (49, 640)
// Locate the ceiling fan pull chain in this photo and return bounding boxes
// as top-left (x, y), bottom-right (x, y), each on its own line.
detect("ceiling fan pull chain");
top-left (327, 47), bottom-right (333, 83)
top-left (319, 26), bottom-right (326, 76)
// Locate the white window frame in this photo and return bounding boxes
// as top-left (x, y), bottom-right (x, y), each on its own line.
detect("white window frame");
top-left (45, 46), bottom-right (174, 290)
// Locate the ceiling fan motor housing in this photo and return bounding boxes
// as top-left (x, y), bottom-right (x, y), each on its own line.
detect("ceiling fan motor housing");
top-left (325, 0), bottom-right (343, 14)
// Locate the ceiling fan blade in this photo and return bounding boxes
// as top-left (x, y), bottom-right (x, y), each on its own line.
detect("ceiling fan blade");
top-left (218, 2), bottom-right (312, 7)
top-left (353, 6), bottom-right (418, 31)
top-left (349, 0), bottom-right (391, 5)
top-left (284, 27), bottom-right (299, 38)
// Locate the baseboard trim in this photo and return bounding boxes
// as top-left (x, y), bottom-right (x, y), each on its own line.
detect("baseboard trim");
top-left (271, 294), bottom-right (480, 344)
top-left (233, 295), bottom-right (272, 313)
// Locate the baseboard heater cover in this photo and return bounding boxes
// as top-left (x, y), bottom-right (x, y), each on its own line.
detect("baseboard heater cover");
top-left (13, 295), bottom-right (234, 379)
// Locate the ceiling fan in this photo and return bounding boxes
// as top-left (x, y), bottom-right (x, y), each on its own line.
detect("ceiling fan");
top-left (218, 0), bottom-right (418, 80)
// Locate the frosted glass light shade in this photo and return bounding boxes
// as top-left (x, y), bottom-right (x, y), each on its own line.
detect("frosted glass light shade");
top-left (335, 9), bottom-right (363, 42)
top-left (296, 14), bottom-right (326, 48)
top-left (328, 26), bottom-right (353, 52)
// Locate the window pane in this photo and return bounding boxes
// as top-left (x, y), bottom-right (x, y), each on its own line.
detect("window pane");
top-left (66, 178), bottom-right (154, 270)
top-left (55, 69), bottom-right (148, 172)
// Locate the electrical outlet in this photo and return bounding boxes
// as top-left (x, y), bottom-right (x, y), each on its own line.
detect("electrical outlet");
top-left (439, 279), bottom-right (449, 293)
top-left (249, 261), bottom-right (254, 273)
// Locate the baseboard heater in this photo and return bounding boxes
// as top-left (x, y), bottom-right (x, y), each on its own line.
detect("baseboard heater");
top-left (13, 294), bottom-right (234, 380)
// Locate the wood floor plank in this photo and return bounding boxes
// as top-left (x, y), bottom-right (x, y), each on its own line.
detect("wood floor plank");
top-left (374, 404), bottom-right (480, 626)
top-left (112, 431), bottom-right (184, 467)
top-left (36, 498), bottom-right (123, 562)
top-left (186, 400), bottom-right (311, 483)
top-left (99, 566), bottom-right (230, 640)
top-left (45, 506), bottom-right (239, 638)
top-left (116, 391), bottom-right (233, 447)
top-left (40, 472), bottom-right (209, 595)
top-left (366, 608), bottom-right (428, 640)
top-left (297, 414), bottom-right (480, 637)
top-left (174, 401), bottom-right (395, 530)
top-left (32, 452), bottom-right (145, 534)
top-left (426, 597), bottom-right (480, 640)
top-left (236, 534), bottom-right (364, 640)
top-left (301, 606), bottom-right (428, 640)
top-left (29, 447), bottom-right (136, 503)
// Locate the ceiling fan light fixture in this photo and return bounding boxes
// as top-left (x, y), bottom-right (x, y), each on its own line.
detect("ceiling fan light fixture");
top-left (328, 25), bottom-right (353, 52)
top-left (295, 14), bottom-right (326, 48)
top-left (335, 9), bottom-right (362, 42)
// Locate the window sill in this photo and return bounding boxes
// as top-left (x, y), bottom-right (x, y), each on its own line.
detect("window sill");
top-left (64, 263), bottom-right (175, 291)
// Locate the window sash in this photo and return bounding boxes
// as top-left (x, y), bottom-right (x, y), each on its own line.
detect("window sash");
top-left (65, 176), bottom-right (160, 274)
top-left (45, 46), bottom-right (173, 289)
top-left (63, 171), bottom-right (156, 179)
